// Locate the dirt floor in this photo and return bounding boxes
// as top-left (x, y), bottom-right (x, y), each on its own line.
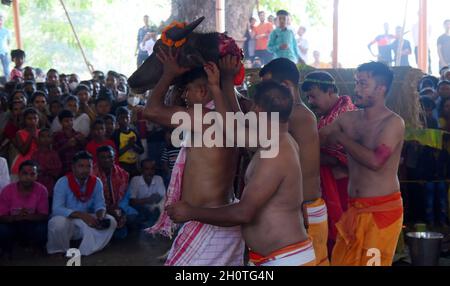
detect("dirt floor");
top-left (0, 230), bottom-right (172, 266)
top-left (2, 226), bottom-right (450, 266)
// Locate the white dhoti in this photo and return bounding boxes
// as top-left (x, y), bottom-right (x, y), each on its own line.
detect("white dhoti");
top-left (47, 214), bottom-right (117, 256)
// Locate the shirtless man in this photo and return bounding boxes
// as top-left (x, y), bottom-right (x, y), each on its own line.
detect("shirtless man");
top-left (168, 63), bottom-right (315, 266)
top-left (144, 47), bottom-right (243, 266)
top-left (258, 58), bottom-right (326, 265)
top-left (320, 62), bottom-right (405, 266)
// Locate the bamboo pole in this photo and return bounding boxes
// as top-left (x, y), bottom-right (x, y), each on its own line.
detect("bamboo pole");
top-left (418, 0), bottom-right (428, 72)
top-left (332, 0), bottom-right (339, 68)
top-left (59, 0), bottom-right (94, 74)
top-left (216, 0), bottom-right (225, 33)
top-left (12, 0), bottom-right (22, 49)
top-left (395, 0), bottom-right (409, 67)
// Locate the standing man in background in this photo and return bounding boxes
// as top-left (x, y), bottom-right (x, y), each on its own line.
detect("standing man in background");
top-left (0, 14), bottom-right (11, 80)
top-left (136, 15), bottom-right (153, 68)
top-left (368, 23), bottom-right (395, 66)
top-left (254, 11), bottom-right (274, 65)
top-left (437, 20), bottom-right (450, 70)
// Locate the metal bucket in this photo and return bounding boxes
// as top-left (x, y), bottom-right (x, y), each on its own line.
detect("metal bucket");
top-left (406, 232), bottom-right (444, 266)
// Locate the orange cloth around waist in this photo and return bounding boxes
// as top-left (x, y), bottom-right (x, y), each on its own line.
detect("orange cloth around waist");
top-left (249, 239), bottom-right (314, 266)
top-left (305, 198), bottom-right (326, 208)
top-left (337, 192), bottom-right (403, 244)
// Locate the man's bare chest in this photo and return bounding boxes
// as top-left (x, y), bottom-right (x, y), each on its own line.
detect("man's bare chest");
top-left (344, 119), bottom-right (387, 149)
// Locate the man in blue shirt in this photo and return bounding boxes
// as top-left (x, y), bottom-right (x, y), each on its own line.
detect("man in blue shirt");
top-left (47, 151), bottom-right (117, 256)
top-left (267, 10), bottom-right (301, 64)
top-left (0, 14), bottom-right (12, 80)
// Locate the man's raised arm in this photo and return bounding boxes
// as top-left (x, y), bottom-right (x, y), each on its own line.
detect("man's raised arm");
top-left (144, 47), bottom-right (190, 128)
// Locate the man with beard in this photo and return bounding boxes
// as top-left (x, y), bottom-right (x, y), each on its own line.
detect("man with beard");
top-left (320, 62), bottom-right (404, 266)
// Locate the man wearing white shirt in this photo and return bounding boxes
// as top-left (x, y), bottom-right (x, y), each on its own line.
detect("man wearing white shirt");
top-left (297, 26), bottom-right (309, 64)
top-left (0, 14), bottom-right (11, 79)
top-left (140, 27), bottom-right (158, 57)
top-left (50, 96), bottom-right (91, 137)
top-left (129, 160), bottom-right (165, 227)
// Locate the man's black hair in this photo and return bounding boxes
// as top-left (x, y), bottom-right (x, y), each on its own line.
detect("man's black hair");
top-left (92, 118), bottom-right (106, 129)
top-left (276, 10), bottom-right (289, 17)
top-left (72, 151), bottom-right (93, 164)
top-left (438, 80), bottom-right (450, 89)
top-left (259, 58), bottom-right (300, 85)
top-left (116, 106), bottom-right (130, 117)
top-left (64, 95), bottom-right (79, 106)
top-left (47, 68), bottom-right (59, 76)
top-left (420, 96), bottom-right (436, 110)
top-left (96, 145), bottom-right (115, 156)
top-left (95, 95), bottom-right (113, 106)
top-left (103, 114), bottom-right (116, 122)
top-left (180, 67), bottom-right (208, 86)
top-left (19, 160), bottom-right (39, 173)
top-left (356, 61), bottom-right (394, 95)
top-left (74, 84), bottom-right (91, 96)
top-left (254, 80), bottom-right (293, 123)
top-left (301, 71), bottom-right (339, 94)
top-left (30, 91), bottom-right (48, 103)
top-left (23, 107), bottom-right (39, 119)
top-left (140, 159), bottom-right (156, 169)
top-left (11, 49), bottom-right (25, 60)
top-left (58, 109), bottom-right (75, 121)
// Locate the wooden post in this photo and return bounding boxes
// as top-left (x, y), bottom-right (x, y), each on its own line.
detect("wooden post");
top-left (12, 0), bottom-right (22, 49)
top-left (418, 0), bottom-right (428, 72)
top-left (332, 0), bottom-right (339, 68)
top-left (215, 0), bottom-right (225, 33)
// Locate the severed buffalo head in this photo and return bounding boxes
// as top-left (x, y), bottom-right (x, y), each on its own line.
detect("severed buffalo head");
top-left (128, 17), bottom-right (243, 93)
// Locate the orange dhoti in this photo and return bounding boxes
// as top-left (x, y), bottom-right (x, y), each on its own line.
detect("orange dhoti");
top-left (305, 198), bottom-right (330, 266)
top-left (331, 192), bottom-right (403, 266)
top-left (249, 240), bottom-right (316, 266)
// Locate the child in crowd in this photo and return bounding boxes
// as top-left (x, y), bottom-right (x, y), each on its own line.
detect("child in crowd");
top-left (86, 119), bottom-right (118, 165)
top-left (103, 114), bottom-right (117, 140)
top-left (113, 107), bottom-right (144, 178)
top-left (11, 108), bottom-right (40, 179)
top-left (9, 49), bottom-right (26, 82)
top-left (31, 128), bottom-right (62, 200)
top-left (53, 110), bottom-right (86, 174)
top-left (30, 91), bottom-right (50, 128)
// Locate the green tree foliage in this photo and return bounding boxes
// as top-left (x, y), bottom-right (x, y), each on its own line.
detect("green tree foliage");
top-left (258, 0), bottom-right (326, 26)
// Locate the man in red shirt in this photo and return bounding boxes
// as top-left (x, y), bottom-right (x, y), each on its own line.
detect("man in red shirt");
top-left (253, 11), bottom-right (274, 65)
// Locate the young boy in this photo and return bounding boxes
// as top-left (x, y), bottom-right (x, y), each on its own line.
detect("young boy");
top-left (47, 99), bottom-right (63, 125)
top-left (9, 49), bottom-right (25, 82)
top-left (103, 114), bottom-right (117, 140)
top-left (53, 110), bottom-right (86, 174)
top-left (113, 107), bottom-right (144, 177)
top-left (31, 128), bottom-right (62, 199)
top-left (267, 10), bottom-right (301, 64)
top-left (86, 119), bottom-right (118, 165)
top-left (95, 96), bottom-right (113, 118)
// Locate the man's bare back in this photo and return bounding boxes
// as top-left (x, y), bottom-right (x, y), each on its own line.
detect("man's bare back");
top-left (242, 134), bottom-right (308, 256)
top-left (289, 103), bottom-right (321, 202)
top-left (335, 110), bottom-right (405, 198)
